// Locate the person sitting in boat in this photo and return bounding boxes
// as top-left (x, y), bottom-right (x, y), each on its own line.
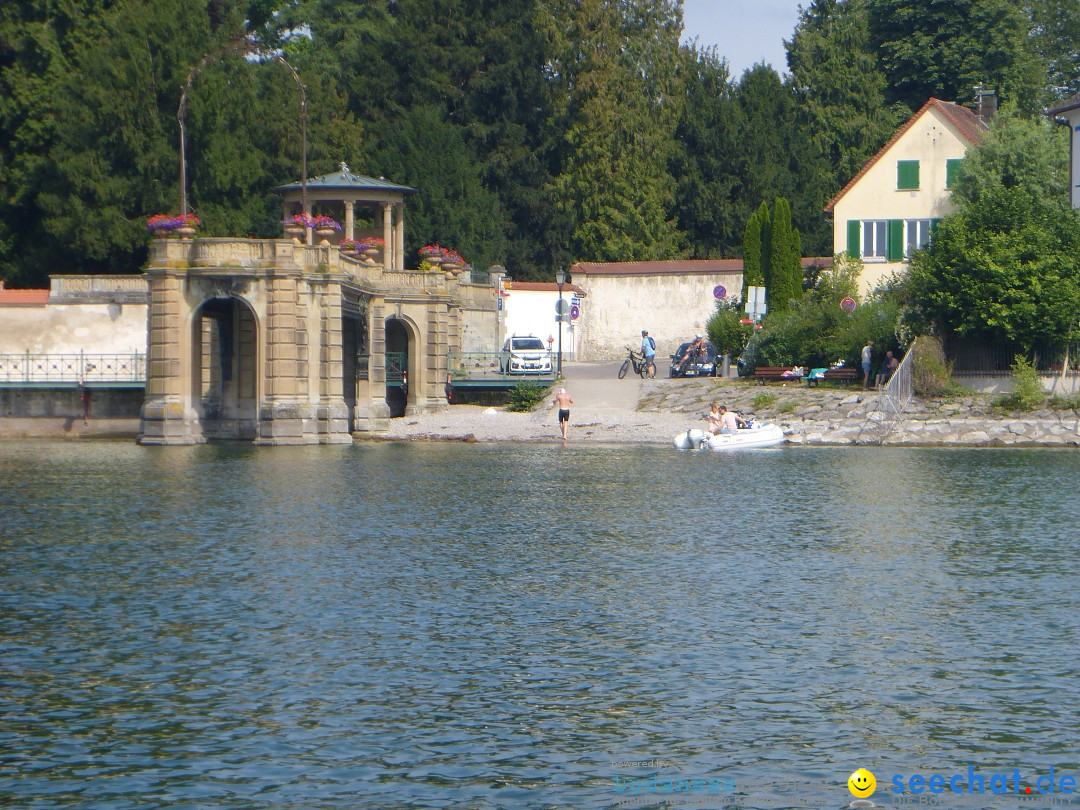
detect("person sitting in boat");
top-left (717, 405), bottom-right (747, 434)
top-left (708, 401), bottom-right (723, 434)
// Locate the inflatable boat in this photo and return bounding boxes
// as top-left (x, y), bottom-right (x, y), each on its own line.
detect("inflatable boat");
top-left (672, 423), bottom-right (785, 450)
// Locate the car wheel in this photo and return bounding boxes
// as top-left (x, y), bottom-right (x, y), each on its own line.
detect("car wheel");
top-left (618, 360), bottom-right (630, 379)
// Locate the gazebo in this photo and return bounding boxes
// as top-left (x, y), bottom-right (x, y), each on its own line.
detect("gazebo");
top-left (275, 163), bottom-right (416, 270)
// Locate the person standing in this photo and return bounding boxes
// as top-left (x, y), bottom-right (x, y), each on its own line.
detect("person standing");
top-left (640, 330), bottom-right (656, 378)
top-left (553, 387), bottom-right (574, 440)
top-left (77, 378), bottom-right (91, 425)
top-left (861, 340), bottom-right (874, 389)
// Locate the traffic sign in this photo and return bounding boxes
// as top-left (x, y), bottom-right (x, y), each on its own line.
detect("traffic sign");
top-left (555, 299), bottom-right (570, 315)
top-left (570, 303), bottom-right (580, 320)
top-left (840, 296), bottom-right (857, 313)
top-left (713, 284), bottom-right (727, 300)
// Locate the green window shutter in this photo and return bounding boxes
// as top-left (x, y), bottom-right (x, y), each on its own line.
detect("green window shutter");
top-left (897, 160), bottom-right (920, 190)
top-left (887, 219), bottom-right (904, 261)
top-left (847, 220), bottom-right (861, 259)
top-left (946, 158), bottom-right (963, 189)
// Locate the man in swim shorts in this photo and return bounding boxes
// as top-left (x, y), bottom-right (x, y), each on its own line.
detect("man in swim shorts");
top-left (553, 387), bottom-right (574, 440)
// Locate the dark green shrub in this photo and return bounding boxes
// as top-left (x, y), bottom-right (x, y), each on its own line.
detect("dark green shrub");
top-left (994, 355), bottom-right (1045, 411)
top-left (506, 381), bottom-right (548, 412)
top-left (912, 336), bottom-right (955, 397)
top-left (706, 300), bottom-right (753, 359)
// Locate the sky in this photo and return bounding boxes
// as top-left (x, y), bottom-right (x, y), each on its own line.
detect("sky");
top-left (681, 0), bottom-right (805, 79)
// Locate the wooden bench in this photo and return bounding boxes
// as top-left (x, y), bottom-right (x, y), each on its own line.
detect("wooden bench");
top-left (806, 367), bottom-right (859, 386)
top-left (752, 366), bottom-right (803, 384)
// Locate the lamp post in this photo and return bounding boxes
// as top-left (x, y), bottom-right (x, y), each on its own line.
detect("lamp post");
top-left (555, 268), bottom-right (566, 377)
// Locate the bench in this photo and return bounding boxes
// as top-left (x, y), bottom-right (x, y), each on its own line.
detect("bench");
top-left (806, 367), bottom-right (859, 386)
top-left (752, 366), bottom-right (803, 385)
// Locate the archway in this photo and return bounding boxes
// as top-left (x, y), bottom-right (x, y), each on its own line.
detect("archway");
top-left (191, 297), bottom-right (259, 439)
top-left (385, 318), bottom-right (410, 418)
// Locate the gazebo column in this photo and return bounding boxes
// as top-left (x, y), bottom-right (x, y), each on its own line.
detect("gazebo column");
top-left (345, 200), bottom-right (355, 241)
top-left (393, 203), bottom-right (404, 271)
top-left (382, 203), bottom-right (393, 269)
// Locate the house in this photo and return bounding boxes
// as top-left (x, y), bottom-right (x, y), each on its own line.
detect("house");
top-left (500, 280), bottom-right (586, 361)
top-left (1048, 92), bottom-right (1080, 209)
top-left (824, 97), bottom-right (989, 294)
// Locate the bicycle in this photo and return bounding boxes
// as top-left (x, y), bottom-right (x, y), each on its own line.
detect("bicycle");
top-left (618, 347), bottom-right (654, 379)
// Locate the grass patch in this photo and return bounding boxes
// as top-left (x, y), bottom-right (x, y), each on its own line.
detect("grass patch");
top-left (1049, 394), bottom-right (1080, 410)
top-left (753, 392), bottom-right (777, 410)
top-left (993, 355), bottom-right (1046, 412)
top-left (777, 401), bottom-right (797, 414)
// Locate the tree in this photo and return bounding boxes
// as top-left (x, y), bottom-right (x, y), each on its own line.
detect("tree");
top-left (1028, 0), bottom-right (1080, 101)
top-left (671, 45), bottom-right (742, 258)
top-left (905, 111), bottom-right (1079, 353)
top-left (785, 0), bottom-right (906, 251)
top-left (546, 0), bottom-right (684, 262)
top-left (867, 0), bottom-right (1047, 115)
top-left (767, 197), bottom-right (804, 313)
top-left (741, 206), bottom-right (763, 300)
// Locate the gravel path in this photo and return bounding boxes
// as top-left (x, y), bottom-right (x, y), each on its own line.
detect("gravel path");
top-left (384, 361), bottom-right (705, 444)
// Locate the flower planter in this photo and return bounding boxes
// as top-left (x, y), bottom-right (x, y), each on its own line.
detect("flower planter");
top-left (315, 227), bottom-right (335, 245)
top-left (176, 226), bottom-right (196, 238)
top-left (285, 225), bottom-right (305, 242)
top-left (153, 229), bottom-right (172, 239)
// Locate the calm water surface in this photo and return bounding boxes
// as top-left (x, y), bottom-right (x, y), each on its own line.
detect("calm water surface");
top-left (0, 442), bottom-right (1078, 809)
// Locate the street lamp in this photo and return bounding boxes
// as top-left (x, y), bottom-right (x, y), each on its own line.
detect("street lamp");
top-left (555, 268), bottom-right (567, 377)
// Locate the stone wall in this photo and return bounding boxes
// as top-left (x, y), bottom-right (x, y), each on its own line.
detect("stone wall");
top-left (0, 303), bottom-right (147, 355)
top-left (574, 271), bottom-right (742, 362)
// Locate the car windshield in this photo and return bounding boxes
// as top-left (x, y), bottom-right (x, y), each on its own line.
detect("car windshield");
top-left (512, 338), bottom-right (545, 351)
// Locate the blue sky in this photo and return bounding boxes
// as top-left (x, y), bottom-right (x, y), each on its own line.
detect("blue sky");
top-left (681, 0), bottom-right (804, 79)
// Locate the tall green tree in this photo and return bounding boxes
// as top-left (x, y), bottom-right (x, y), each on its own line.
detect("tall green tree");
top-left (741, 206), bottom-right (763, 300)
top-left (756, 200), bottom-right (773, 293)
top-left (768, 197), bottom-right (804, 313)
top-left (546, 0), bottom-right (684, 262)
top-left (905, 110), bottom-right (1079, 352)
top-left (1027, 0), bottom-right (1080, 101)
top-left (671, 45), bottom-right (742, 258)
top-left (867, 0), bottom-right (1046, 114)
top-left (785, 0), bottom-right (905, 252)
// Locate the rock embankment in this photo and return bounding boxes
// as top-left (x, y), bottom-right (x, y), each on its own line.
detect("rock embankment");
top-left (639, 380), bottom-right (1080, 446)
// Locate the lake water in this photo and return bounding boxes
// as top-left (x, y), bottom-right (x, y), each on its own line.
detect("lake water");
top-left (1, 442), bottom-right (1078, 809)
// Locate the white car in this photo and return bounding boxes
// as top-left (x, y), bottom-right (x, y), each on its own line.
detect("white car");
top-left (501, 335), bottom-right (553, 375)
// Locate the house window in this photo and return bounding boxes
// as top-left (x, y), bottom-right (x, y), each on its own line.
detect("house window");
top-left (905, 219), bottom-right (933, 256)
top-left (946, 158), bottom-right (964, 189)
top-left (862, 220), bottom-right (887, 260)
top-left (897, 160), bottom-right (920, 190)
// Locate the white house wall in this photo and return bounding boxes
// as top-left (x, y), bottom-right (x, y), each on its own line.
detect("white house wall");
top-left (0, 303), bottom-right (148, 355)
top-left (832, 106), bottom-right (972, 294)
top-left (503, 290), bottom-right (577, 359)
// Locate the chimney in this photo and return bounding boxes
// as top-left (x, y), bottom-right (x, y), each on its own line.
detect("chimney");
top-left (974, 84), bottom-right (997, 126)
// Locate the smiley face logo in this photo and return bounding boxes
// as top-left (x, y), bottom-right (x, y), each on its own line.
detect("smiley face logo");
top-left (848, 768), bottom-right (876, 798)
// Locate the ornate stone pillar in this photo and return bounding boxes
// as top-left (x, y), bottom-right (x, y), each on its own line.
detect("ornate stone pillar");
top-left (382, 203), bottom-right (393, 269)
top-left (138, 265), bottom-right (201, 445)
top-left (345, 200), bottom-right (355, 241)
top-left (354, 299), bottom-right (391, 433)
top-left (315, 278), bottom-right (352, 443)
top-left (256, 272), bottom-right (318, 444)
top-left (393, 202), bottom-right (405, 270)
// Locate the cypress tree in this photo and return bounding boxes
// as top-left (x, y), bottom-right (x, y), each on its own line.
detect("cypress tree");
top-left (769, 197), bottom-right (793, 312)
top-left (741, 209), bottom-right (763, 301)
top-left (757, 200), bottom-right (773, 295)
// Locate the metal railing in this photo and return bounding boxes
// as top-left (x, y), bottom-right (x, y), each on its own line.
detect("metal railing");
top-left (856, 344), bottom-right (913, 445)
top-left (0, 352), bottom-right (146, 385)
top-left (447, 350), bottom-right (557, 381)
top-left (385, 352), bottom-right (407, 384)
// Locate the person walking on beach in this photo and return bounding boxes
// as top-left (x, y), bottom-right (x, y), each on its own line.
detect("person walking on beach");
top-left (553, 387), bottom-right (573, 440)
top-left (861, 340), bottom-right (874, 389)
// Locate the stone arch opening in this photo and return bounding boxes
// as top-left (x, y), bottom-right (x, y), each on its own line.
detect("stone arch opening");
top-left (191, 297), bottom-right (259, 439)
top-left (385, 317), bottom-right (412, 418)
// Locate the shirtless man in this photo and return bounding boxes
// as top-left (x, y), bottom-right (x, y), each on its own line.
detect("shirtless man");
top-left (553, 387), bottom-right (574, 440)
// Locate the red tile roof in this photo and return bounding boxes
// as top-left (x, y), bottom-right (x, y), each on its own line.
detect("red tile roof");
top-left (504, 281), bottom-right (586, 295)
top-left (0, 286), bottom-right (49, 306)
top-left (823, 98), bottom-right (986, 213)
top-left (570, 258), bottom-right (831, 276)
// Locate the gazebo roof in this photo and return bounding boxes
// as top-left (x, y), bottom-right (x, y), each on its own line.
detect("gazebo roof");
top-left (274, 162), bottom-right (416, 195)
